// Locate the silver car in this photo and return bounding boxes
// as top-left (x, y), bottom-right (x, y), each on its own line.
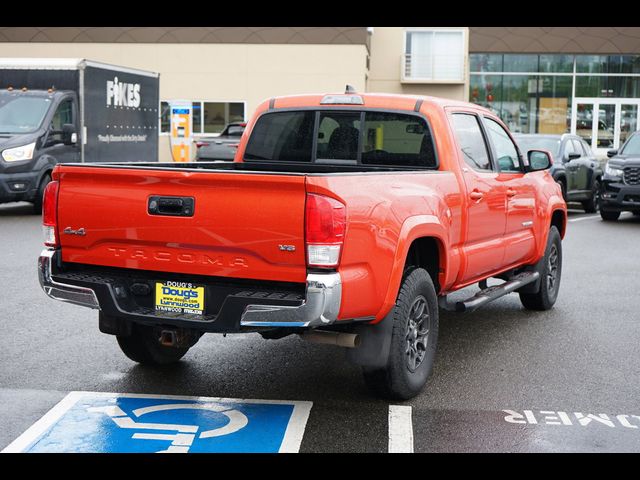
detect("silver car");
top-left (195, 122), bottom-right (246, 161)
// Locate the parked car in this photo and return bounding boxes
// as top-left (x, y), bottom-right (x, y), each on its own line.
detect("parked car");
top-left (600, 130), bottom-right (640, 221)
top-left (195, 122), bottom-right (246, 161)
top-left (38, 89), bottom-right (566, 400)
top-left (513, 133), bottom-right (603, 213)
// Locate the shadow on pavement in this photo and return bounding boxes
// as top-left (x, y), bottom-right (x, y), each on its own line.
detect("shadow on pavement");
top-left (0, 202), bottom-right (36, 217)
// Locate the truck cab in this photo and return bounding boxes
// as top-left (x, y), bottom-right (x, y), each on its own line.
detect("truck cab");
top-left (0, 88), bottom-right (79, 212)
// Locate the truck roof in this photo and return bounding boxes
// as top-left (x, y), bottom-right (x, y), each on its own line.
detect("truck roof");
top-left (0, 88), bottom-right (71, 98)
top-left (0, 58), bottom-right (158, 78)
top-left (265, 92), bottom-right (490, 114)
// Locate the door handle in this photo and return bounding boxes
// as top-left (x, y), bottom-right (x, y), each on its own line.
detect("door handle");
top-left (506, 189), bottom-right (517, 198)
top-left (469, 191), bottom-right (483, 201)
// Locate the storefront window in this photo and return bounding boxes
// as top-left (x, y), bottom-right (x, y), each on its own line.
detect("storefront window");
top-left (470, 74), bottom-right (571, 134)
top-left (160, 101), bottom-right (245, 134)
top-left (576, 55), bottom-right (640, 74)
top-left (539, 54), bottom-right (574, 73)
top-left (502, 54), bottom-right (538, 73)
top-left (576, 76), bottom-right (640, 98)
top-left (469, 54), bottom-right (502, 73)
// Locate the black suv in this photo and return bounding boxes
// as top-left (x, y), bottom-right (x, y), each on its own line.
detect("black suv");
top-left (513, 133), bottom-right (603, 213)
top-left (600, 130), bottom-right (640, 221)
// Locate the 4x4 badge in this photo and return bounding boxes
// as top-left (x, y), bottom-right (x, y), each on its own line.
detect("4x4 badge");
top-left (63, 227), bottom-right (86, 236)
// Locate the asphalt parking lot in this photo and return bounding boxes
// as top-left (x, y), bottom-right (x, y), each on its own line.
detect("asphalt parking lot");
top-left (1, 201), bottom-right (639, 453)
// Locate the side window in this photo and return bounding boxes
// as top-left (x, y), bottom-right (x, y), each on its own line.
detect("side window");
top-left (563, 138), bottom-right (577, 160)
top-left (48, 99), bottom-right (73, 144)
top-left (316, 112), bottom-right (361, 162)
top-left (572, 139), bottom-right (586, 157)
top-left (244, 111), bottom-right (315, 162)
top-left (483, 118), bottom-right (521, 173)
top-left (451, 113), bottom-right (492, 171)
top-left (580, 139), bottom-right (593, 156)
top-left (361, 112), bottom-right (436, 168)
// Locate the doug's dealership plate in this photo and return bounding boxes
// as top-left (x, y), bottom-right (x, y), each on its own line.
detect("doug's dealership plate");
top-left (155, 281), bottom-right (205, 316)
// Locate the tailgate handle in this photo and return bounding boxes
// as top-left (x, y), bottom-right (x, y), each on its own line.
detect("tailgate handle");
top-left (148, 196), bottom-right (195, 217)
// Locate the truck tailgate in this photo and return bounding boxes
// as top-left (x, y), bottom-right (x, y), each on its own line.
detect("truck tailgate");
top-left (56, 166), bottom-right (307, 283)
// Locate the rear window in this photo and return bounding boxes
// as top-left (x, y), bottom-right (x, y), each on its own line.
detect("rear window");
top-left (244, 111), bottom-right (314, 162)
top-left (244, 110), bottom-right (437, 169)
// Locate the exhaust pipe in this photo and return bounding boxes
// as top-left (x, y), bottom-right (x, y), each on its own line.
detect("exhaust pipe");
top-left (159, 330), bottom-right (177, 347)
top-left (301, 330), bottom-right (360, 348)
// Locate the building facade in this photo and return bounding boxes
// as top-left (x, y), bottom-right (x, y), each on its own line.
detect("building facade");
top-left (1, 26), bottom-right (638, 160)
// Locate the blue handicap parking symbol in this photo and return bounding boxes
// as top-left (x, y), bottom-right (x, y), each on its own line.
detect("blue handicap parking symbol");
top-left (3, 392), bottom-right (312, 453)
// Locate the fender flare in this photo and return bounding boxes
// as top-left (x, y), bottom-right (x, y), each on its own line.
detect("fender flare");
top-left (536, 197), bottom-right (567, 260)
top-left (379, 214), bottom-right (449, 322)
top-left (346, 215), bottom-right (448, 368)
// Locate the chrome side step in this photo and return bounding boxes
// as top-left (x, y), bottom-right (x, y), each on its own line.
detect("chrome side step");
top-left (439, 271), bottom-right (540, 313)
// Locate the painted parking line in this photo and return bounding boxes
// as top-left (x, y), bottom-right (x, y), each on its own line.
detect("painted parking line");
top-left (388, 405), bottom-right (414, 453)
top-left (1, 391), bottom-right (312, 453)
top-left (568, 215), bottom-right (601, 223)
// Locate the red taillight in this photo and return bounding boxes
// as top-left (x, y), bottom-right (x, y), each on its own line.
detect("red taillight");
top-left (42, 180), bottom-right (59, 247)
top-left (305, 193), bottom-right (346, 268)
top-left (229, 143), bottom-right (240, 150)
top-left (195, 142), bottom-right (210, 148)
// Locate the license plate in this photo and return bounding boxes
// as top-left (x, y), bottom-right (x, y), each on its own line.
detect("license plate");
top-left (155, 281), bottom-right (205, 316)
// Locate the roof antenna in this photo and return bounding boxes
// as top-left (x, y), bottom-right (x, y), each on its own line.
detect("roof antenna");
top-left (345, 84), bottom-right (357, 94)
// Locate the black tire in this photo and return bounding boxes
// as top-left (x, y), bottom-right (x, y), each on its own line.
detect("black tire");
top-left (32, 173), bottom-right (51, 215)
top-left (600, 209), bottom-right (621, 221)
top-left (557, 179), bottom-right (567, 203)
top-left (117, 324), bottom-right (190, 365)
top-left (632, 211), bottom-right (640, 217)
top-left (519, 226), bottom-right (562, 311)
top-left (362, 268), bottom-right (439, 400)
top-left (582, 179), bottom-right (600, 213)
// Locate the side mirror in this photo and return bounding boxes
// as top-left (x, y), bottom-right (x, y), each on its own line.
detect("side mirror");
top-left (607, 149), bottom-right (618, 158)
top-left (565, 152), bottom-right (581, 162)
top-left (527, 149), bottom-right (552, 172)
top-left (62, 124), bottom-right (77, 145)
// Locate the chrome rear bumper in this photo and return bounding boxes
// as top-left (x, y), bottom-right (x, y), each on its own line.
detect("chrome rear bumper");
top-left (240, 273), bottom-right (341, 328)
top-left (38, 249), bottom-right (341, 328)
top-left (38, 249), bottom-right (100, 309)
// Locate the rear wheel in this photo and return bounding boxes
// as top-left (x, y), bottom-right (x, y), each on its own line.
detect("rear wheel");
top-left (600, 209), bottom-right (621, 221)
top-left (632, 211), bottom-right (640, 217)
top-left (117, 324), bottom-right (191, 365)
top-left (582, 179), bottom-right (600, 213)
top-left (32, 173), bottom-right (51, 215)
top-left (362, 268), bottom-right (439, 400)
top-left (519, 226), bottom-right (562, 311)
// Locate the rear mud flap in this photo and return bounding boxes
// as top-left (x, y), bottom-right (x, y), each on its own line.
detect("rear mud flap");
top-left (345, 310), bottom-right (395, 368)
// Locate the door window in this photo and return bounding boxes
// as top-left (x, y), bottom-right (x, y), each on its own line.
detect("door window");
top-left (596, 104), bottom-right (615, 149)
top-left (48, 99), bottom-right (73, 144)
top-left (451, 114), bottom-right (492, 171)
top-left (562, 138), bottom-right (577, 161)
top-left (571, 139), bottom-right (585, 157)
top-left (484, 118), bottom-right (521, 173)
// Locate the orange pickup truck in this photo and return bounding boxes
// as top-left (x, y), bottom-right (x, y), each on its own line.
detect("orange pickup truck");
top-left (38, 89), bottom-right (567, 399)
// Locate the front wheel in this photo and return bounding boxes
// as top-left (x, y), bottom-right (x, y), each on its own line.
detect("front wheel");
top-left (362, 268), bottom-right (439, 400)
top-left (519, 226), bottom-right (562, 311)
top-left (32, 173), bottom-right (51, 215)
top-left (582, 179), bottom-right (600, 213)
top-left (117, 324), bottom-right (192, 365)
top-left (600, 209), bottom-right (621, 221)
